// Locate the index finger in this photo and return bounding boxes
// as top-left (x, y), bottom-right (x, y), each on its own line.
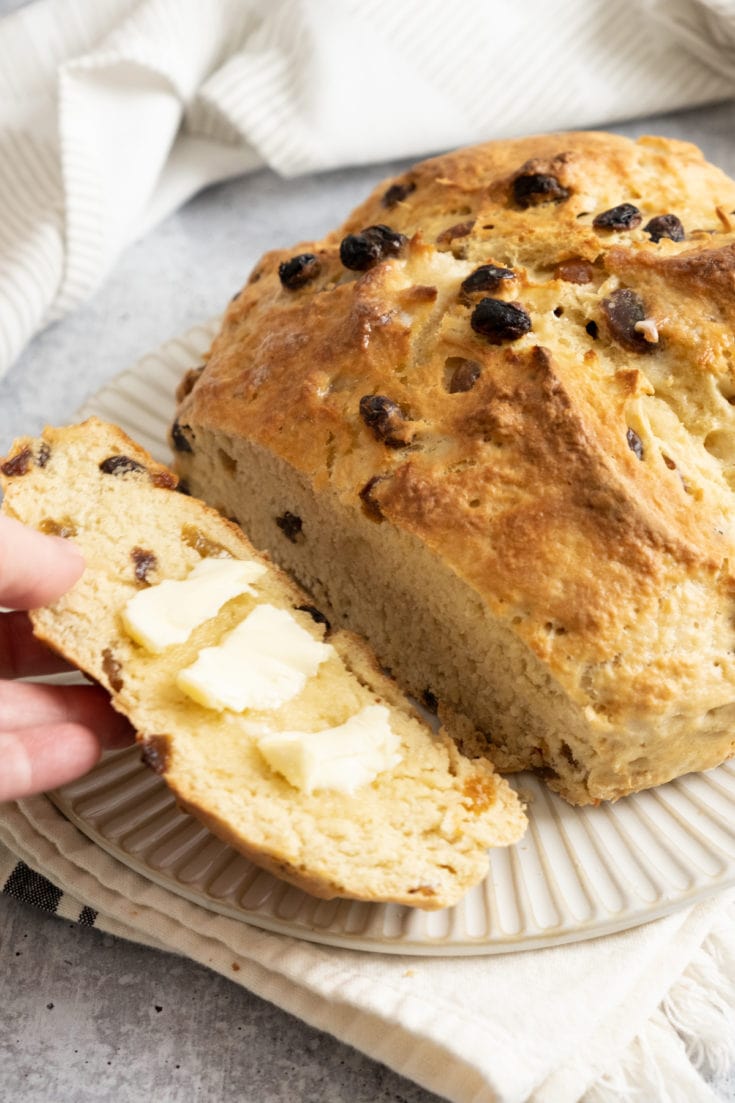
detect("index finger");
top-left (0, 514), bottom-right (84, 609)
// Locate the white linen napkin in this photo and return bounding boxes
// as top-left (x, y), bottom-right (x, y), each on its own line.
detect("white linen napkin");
top-left (1, 796), bottom-right (735, 1103)
top-left (2, 0), bottom-right (735, 376)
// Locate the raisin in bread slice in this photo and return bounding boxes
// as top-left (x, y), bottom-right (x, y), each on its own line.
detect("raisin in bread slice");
top-left (0, 419), bottom-right (525, 909)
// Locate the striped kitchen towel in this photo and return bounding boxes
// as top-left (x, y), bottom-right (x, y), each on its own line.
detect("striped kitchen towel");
top-left (2, 0), bottom-right (735, 376)
top-left (2, 795), bottom-right (735, 1103)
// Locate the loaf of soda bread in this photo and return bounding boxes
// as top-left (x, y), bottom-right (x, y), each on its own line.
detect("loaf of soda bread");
top-left (173, 130), bottom-right (735, 805)
top-left (0, 419), bottom-right (525, 908)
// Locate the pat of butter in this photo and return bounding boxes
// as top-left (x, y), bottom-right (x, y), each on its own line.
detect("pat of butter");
top-left (177, 603), bottom-right (333, 712)
top-left (255, 705), bottom-right (402, 794)
top-left (122, 557), bottom-right (266, 652)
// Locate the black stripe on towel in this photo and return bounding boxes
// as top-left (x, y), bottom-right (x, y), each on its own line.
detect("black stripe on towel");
top-left (3, 861), bottom-right (63, 913)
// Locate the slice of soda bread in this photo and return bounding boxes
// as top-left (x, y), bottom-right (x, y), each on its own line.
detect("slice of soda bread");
top-left (0, 418), bottom-right (525, 909)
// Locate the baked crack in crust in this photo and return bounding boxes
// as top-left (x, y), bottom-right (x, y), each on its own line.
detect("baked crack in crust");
top-left (174, 131), bottom-right (735, 804)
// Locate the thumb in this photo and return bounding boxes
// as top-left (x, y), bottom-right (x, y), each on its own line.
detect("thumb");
top-left (0, 514), bottom-right (85, 609)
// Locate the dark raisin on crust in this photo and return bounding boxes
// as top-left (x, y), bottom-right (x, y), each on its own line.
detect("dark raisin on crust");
top-left (470, 298), bottom-right (532, 343)
top-left (275, 511), bottom-right (303, 543)
top-left (98, 452), bottom-right (174, 488)
top-left (98, 455), bottom-right (146, 476)
top-left (340, 225), bottom-right (407, 271)
top-left (171, 420), bottom-right (193, 454)
top-left (461, 264), bottom-right (515, 295)
top-left (140, 736), bottom-right (170, 775)
top-left (151, 470), bottom-right (177, 490)
top-left (382, 180), bottom-right (416, 208)
top-left (296, 604), bottom-right (331, 632)
top-left (436, 220), bottom-right (475, 245)
top-left (555, 258), bottom-right (595, 284)
top-left (278, 253), bottom-right (321, 291)
top-left (601, 289), bottom-right (654, 353)
top-left (37, 442), bottom-right (51, 467)
top-left (359, 395), bottom-right (411, 447)
top-left (340, 232), bottom-right (381, 271)
top-left (1, 446), bottom-right (33, 477)
top-left (644, 214), bottom-right (685, 243)
top-left (175, 365), bottom-right (204, 403)
top-left (592, 203), bottom-right (642, 231)
top-left (101, 648), bottom-right (124, 693)
top-left (446, 357), bottom-right (482, 393)
top-left (131, 547), bottom-right (158, 583)
top-left (560, 741), bottom-right (580, 769)
top-left (359, 476), bottom-right (386, 523)
top-left (398, 284), bottom-right (438, 305)
top-left (513, 173), bottom-right (570, 208)
top-left (626, 428), bottom-right (644, 460)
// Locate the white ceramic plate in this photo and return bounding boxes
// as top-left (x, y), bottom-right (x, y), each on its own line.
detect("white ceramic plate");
top-left (49, 320), bottom-right (735, 956)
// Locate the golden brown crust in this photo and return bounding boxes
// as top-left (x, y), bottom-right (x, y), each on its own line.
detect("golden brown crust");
top-left (175, 131), bottom-right (735, 799)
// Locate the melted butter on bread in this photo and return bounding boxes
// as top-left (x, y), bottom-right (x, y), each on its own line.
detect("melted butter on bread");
top-left (122, 557), bottom-right (265, 651)
top-left (255, 705), bottom-right (401, 794)
top-left (0, 419), bottom-right (526, 908)
top-left (177, 603), bottom-right (333, 712)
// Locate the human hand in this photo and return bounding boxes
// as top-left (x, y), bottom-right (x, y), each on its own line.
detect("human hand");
top-left (0, 515), bottom-right (134, 801)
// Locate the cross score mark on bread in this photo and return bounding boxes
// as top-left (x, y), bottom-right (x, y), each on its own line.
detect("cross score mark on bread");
top-left (174, 130), bottom-right (735, 804)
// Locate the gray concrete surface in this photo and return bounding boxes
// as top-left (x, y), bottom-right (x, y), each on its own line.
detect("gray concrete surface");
top-left (0, 894), bottom-right (442, 1102)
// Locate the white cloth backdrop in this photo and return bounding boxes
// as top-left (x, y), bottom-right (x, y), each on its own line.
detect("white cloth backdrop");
top-left (1, 0), bottom-right (735, 374)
